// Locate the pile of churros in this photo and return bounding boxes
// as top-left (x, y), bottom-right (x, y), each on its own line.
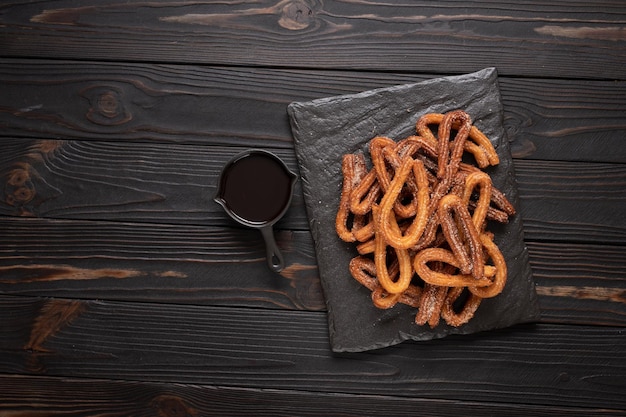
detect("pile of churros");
top-left (335, 110), bottom-right (516, 328)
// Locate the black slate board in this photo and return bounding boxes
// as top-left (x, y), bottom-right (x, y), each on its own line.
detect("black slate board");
top-left (287, 68), bottom-right (540, 352)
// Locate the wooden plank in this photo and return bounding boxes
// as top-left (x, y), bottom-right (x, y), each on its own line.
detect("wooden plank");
top-left (500, 78), bottom-right (626, 163)
top-left (514, 159), bottom-right (626, 244)
top-left (0, 295), bottom-right (624, 409)
top-left (1, 60), bottom-right (625, 163)
top-left (528, 242), bottom-right (626, 327)
top-left (1, 139), bottom-right (625, 243)
top-left (1, 217), bottom-right (624, 325)
top-left (0, 374), bottom-right (623, 417)
top-left (0, 218), bottom-right (324, 310)
top-left (0, 1), bottom-right (625, 79)
top-left (0, 139), bottom-right (307, 226)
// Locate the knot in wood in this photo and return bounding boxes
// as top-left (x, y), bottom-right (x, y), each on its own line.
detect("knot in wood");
top-left (97, 91), bottom-right (121, 117)
top-left (279, 0), bottom-right (314, 30)
top-left (5, 167), bottom-right (35, 206)
top-left (83, 85), bottom-right (132, 126)
top-left (152, 395), bottom-right (197, 417)
top-left (7, 167), bottom-right (31, 187)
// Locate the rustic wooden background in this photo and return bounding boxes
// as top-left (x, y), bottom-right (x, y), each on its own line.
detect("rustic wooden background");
top-left (1, 1), bottom-right (625, 415)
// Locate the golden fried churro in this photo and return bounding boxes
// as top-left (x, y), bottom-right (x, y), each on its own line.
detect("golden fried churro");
top-left (441, 287), bottom-right (483, 327)
top-left (437, 194), bottom-right (484, 279)
top-left (336, 110), bottom-right (514, 328)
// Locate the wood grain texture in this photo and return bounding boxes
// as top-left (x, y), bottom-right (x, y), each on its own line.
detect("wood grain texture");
top-left (0, 217), bottom-right (323, 310)
top-left (1, 139), bottom-right (624, 244)
top-left (1, 60), bottom-right (625, 163)
top-left (528, 242), bottom-right (626, 326)
top-left (0, 0), bottom-right (624, 413)
top-left (0, 138), bottom-right (306, 225)
top-left (0, 295), bottom-right (624, 409)
top-left (0, 217), bottom-right (624, 325)
top-left (514, 159), bottom-right (626, 244)
top-left (1, 374), bottom-right (624, 417)
top-left (1, 1), bottom-right (625, 79)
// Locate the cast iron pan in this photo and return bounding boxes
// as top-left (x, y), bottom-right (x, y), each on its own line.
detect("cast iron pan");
top-left (215, 150), bottom-right (298, 273)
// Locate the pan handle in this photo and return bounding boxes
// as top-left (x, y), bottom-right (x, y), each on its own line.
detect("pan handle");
top-left (260, 225), bottom-right (284, 273)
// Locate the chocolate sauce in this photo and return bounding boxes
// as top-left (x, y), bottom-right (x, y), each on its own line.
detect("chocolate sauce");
top-left (217, 152), bottom-right (294, 224)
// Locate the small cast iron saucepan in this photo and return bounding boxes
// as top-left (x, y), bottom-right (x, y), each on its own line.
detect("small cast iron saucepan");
top-left (214, 150), bottom-right (298, 273)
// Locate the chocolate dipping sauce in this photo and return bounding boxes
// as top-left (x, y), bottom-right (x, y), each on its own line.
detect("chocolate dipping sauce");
top-left (214, 150), bottom-right (297, 273)
top-left (217, 152), bottom-right (294, 223)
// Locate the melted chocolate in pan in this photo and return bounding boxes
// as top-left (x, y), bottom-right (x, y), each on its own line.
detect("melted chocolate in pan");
top-left (215, 150), bottom-right (297, 273)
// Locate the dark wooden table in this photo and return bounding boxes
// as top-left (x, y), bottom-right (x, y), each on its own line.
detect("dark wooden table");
top-left (1, 1), bottom-right (625, 415)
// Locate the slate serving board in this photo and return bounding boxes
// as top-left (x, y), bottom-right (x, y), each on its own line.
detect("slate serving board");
top-left (287, 68), bottom-right (540, 352)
